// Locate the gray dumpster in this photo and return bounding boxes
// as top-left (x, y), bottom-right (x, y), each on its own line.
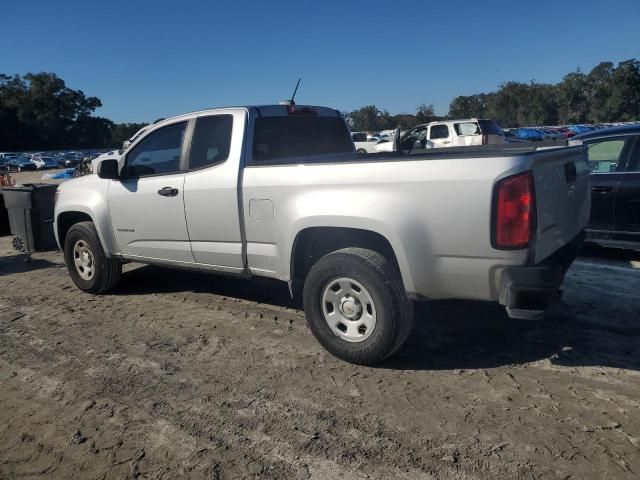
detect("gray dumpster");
top-left (0, 184), bottom-right (58, 253)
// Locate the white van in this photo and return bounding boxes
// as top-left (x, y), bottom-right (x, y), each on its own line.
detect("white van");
top-left (398, 119), bottom-right (506, 151)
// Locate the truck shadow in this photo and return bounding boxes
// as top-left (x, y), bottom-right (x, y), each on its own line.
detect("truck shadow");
top-left (384, 299), bottom-right (640, 372)
top-left (113, 263), bottom-right (640, 373)
top-left (113, 264), bottom-right (297, 309)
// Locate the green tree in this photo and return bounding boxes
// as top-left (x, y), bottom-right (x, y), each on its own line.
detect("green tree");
top-left (448, 94), bottom-right (494, 120)
top-left (0, 72), bottom-right (104, 150)
top-left (349, 105), bottom-right (383, 132)
top-left (556, 70), bottom-right (589, 124)
top-left (586, 61), bottom-right (615, 122)
top-left (606, 59), bottom-right (640, 122)
top-left (109, 122), bottom-right (149, 148)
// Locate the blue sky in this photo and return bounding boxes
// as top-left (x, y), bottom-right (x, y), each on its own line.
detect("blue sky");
top-left (2, 0), bottom-right (639, 123)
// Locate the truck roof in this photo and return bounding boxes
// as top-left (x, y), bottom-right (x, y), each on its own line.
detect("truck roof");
top-left (151, 104), bottom-right (342, 130)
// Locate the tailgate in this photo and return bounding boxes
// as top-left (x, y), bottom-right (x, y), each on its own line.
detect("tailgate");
top-left (531, 146), bottom-right (590, 263)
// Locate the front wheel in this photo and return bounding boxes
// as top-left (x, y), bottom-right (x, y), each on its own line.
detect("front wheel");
top-left (64, 221), bottom-right (121, 293)
top-left (303, 248), bottom-right (413, 365)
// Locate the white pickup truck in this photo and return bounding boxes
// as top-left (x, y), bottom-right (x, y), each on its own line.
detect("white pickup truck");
top-left (54, 103), bottom-right (590, 365)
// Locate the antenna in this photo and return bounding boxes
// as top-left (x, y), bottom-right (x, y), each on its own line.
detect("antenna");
top-left (290, 78), bottom-right (301, 104)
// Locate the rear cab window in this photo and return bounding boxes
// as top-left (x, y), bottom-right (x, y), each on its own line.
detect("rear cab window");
top-left (251, 106), bottom-right (353, 163)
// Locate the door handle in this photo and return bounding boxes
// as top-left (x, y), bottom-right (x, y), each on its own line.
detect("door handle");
top-left (158, 187), bottom-right (179, 197)
top-left (591, 186), bottom-right (613, 194)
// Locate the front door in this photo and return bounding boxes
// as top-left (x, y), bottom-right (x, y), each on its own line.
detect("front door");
top-left (585, 136), bottom-right (636, 238)
top-left (108, 120), bottom-right (194, 263)
top-left (613, 137), bottom-right (640, 243)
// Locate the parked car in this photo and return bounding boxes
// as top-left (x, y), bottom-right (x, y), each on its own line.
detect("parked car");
top-left (514, 128), bottom-right (545, 141)
top-left (397, 119), bottom-right (505, 152)
top-left (59, 152), bottom-right (85, 168)
top-left (0, 153), bottom-right (20, 167)
top-left (7, 155), bottom-right (37, 172)
top-left (54, 103), bottom-right (590, 365)
top-left (554, 127), bottom-right (576, 139)
top-left (352, 132), bottom-right (395, 154)
top-left (503, 130), bottom-right (527, 143)
top-left (569, 124), bottom-right (640, 250)
top-left (32, 155), bottom-right (60, 170)
top-left (567, 125), bottom-right (596, 135)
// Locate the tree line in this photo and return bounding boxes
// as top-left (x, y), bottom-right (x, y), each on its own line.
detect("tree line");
top-left (0, 72), bottom-right (147, 151)
top-left (2, 60), bottom-right (639, 149)
top-left (348, 59), bottom-right (640, 131)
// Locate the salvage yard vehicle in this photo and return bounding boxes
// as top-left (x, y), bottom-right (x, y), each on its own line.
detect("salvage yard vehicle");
top-left (352, 132), bottom-right (394, 155)
top-left (32, 155), bottom-right (60, 170)
top-left (54, 103), bottom-right (591, 365)
top-left (398, 119), bottom-right (506, 152)
top-left (7, 155), bottom-right (37, 172)
top-left (569, 124), bottom-right (640, 250)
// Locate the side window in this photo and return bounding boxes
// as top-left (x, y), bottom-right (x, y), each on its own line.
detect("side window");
top-left (586, 137), bottom-right (632, 174)
top-left (125, 122), bottom-right (186, 177)
top-left (429, 124), bottom-right (450, 140)
top-left (454, 122), bottom-right (480, 136)
top-left (188, 115), bottom-right (233, 170)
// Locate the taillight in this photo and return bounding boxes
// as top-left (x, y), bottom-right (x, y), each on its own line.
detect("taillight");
top-left (482, 134), bottom-right (488, 145)
top-left (493, 171), bottom-right (534, 249)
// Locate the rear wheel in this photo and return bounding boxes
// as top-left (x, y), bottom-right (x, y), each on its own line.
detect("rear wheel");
top-left (64, 221), bottom-right (121, 293)
top-left (303, 248), bottom-right (413, 365)
top-left (356, 148), bottom-right (367, 155)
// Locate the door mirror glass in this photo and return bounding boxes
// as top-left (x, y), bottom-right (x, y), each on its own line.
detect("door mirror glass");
top-left (97, 159), bottom-right (119, 179)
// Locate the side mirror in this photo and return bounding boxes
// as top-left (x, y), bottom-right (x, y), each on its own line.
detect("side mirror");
top-left (122, 140), bottom-right (131, 150)
top-left (97, 159), bottom-right (119, 180)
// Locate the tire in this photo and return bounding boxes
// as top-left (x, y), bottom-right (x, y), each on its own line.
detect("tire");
top-left (356, 148), bottom-right (367, 155)
top-left (303, 247), bottom-right (413, 365)
top-left (64, 221), bottom-right (121, 293)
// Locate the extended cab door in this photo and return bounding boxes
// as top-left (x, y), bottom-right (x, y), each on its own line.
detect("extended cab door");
top-left (108, 120), bottom-right (194, 263)
top-left (183, 110), bottom-right (246, 271)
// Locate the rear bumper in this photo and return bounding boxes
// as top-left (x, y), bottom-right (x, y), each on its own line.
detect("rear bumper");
top-left (499, 231), bottom-right (584, 319)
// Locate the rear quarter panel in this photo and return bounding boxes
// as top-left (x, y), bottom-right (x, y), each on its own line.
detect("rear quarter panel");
top-left (242, 155), bottom-right (532, 301)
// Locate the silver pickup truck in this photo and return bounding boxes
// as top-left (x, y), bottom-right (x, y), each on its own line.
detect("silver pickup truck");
top-left (54, 103), bottom-right (590, 365)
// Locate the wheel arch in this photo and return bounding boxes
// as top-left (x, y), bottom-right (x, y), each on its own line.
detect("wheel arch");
top-left (55, 208), bottom-right (118, 257)
top-left (289, 226), bottom-right (414, 296)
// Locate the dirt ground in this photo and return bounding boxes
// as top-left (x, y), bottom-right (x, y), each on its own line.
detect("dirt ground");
top-left (1, 231), bottom-right (639, 479)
